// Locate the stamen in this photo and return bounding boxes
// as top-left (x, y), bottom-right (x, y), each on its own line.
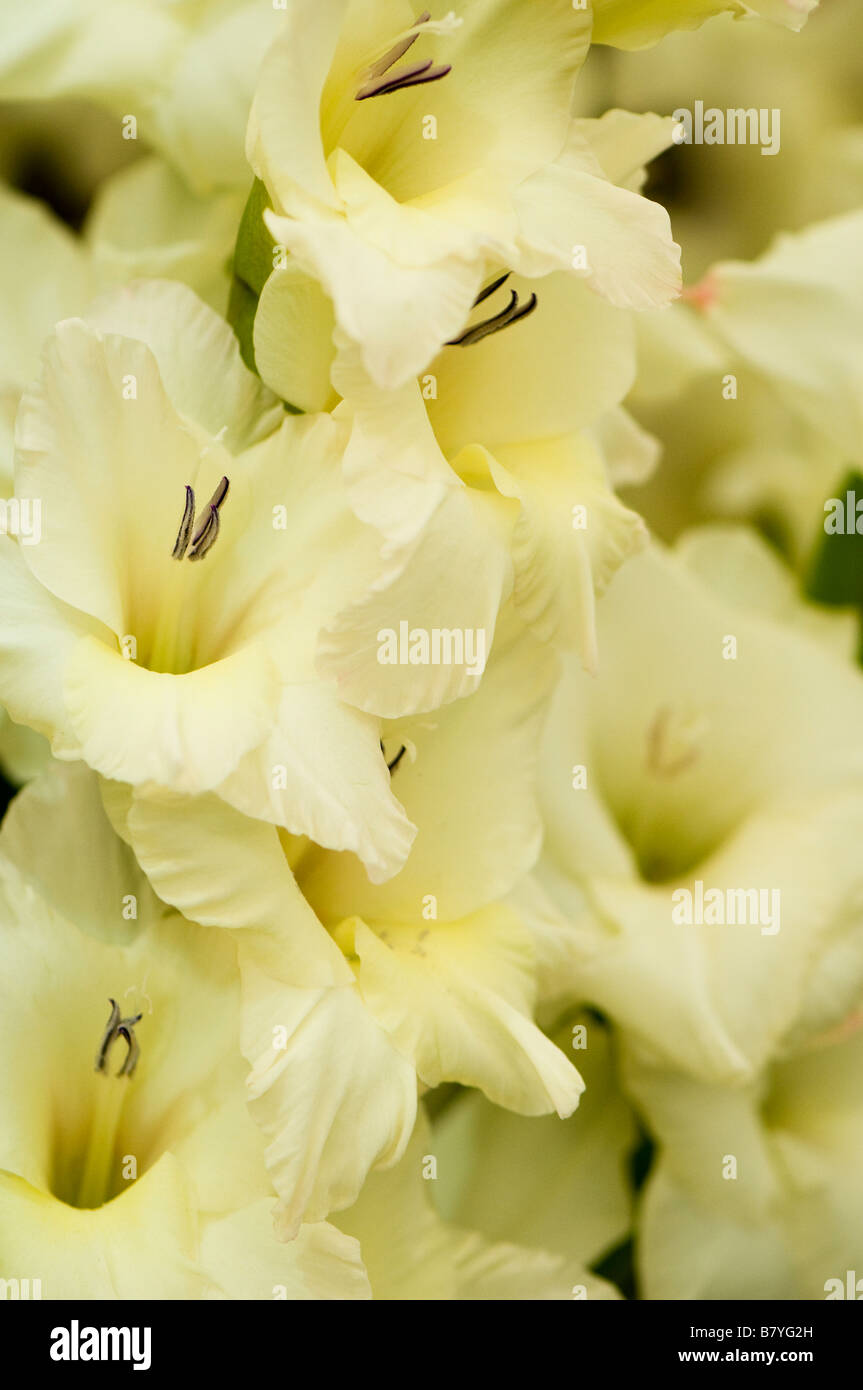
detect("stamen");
top-left (170, 476), bottom-right (230, 562)
top-left (387, 745), bottom-right (407, 773)
top-left (171, 484), bottom-right (195, 560)
top-left (472, 272), bottom-right (511, 308)
top-left (366, 10), bottom-right (431, 79)
top-left (188, 504), bottom-right (220, 562)
top-left (207, 476), bottom-right (230, 512)
top-left (446, 288), bottom-right (538, 348)
top-left (357, 10), bottom-right (451, 100)
top-left (380, 739), bottom-right (407, 774)
top-left (356, 58), bottom-right (451, 100)
top-left (95, 998), bottom-right (143, 1079)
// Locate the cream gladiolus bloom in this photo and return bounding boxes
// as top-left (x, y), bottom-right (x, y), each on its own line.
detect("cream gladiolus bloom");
top-left (257, 111), bottom-right (669, 712)
top-left (631, 1019), bottom-right (863, 1300)
top-left (246, 0), bottom-right (681, 390)
top-left (0, 187), bottom-right (90, 784)
top-left (522, 526), bottom-right (863, 1085)
top-left (108, 613), bottom-right (585, 1236)
top-left (0, 763), bottom-right (370, 1300)
top-left (0, 278), bottom-right (416, 883)
top-left (0, 173), bottom-right (243, 786)
top-left (315, 278), bottom-right (651, 713)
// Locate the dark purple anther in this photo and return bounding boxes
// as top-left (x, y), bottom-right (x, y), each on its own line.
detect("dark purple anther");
top-left (188, 505), bottom-right (220, 562)
top-left (171, 484), bottom-right (196, 560)
top-left (446, 289), bottom-right (538, 348)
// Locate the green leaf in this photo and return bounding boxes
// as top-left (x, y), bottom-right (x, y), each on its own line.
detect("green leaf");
top-left (227, 178), bottom-right (276, 379)
top-left (227, 178), bottom-right (304, 413)
top-left (227, 274), bottom-right (259, 374)
top-left (233, 178), bottom-right (277, 298)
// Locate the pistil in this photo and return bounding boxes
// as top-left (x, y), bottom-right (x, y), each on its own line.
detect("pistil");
top-left (74, 1000), bottom-right (143, 1209)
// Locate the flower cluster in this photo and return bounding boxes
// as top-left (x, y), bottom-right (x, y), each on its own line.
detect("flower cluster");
top-left (0, 0), bottom-right (860, 1303)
